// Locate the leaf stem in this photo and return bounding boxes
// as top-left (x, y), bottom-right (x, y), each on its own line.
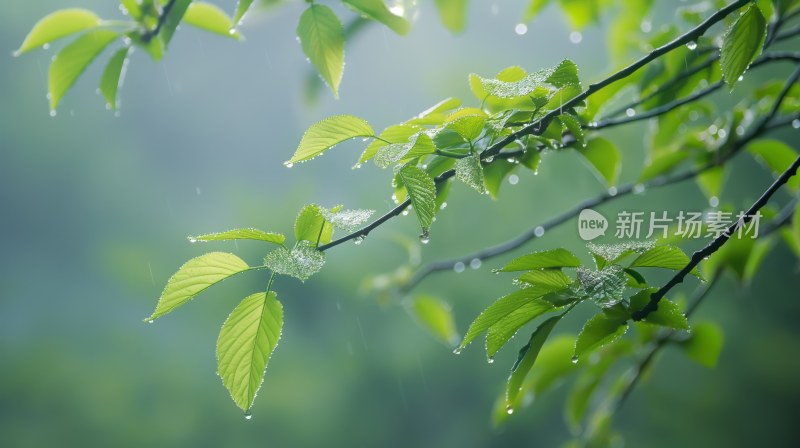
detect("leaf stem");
top-left (141, 0), bottom-right (178, 42)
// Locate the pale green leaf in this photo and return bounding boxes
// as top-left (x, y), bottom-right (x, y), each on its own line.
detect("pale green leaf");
top-left (289, 115), bottom-right (374, 164)
top-left (264, 241), bottom-right (325, 281)
top-left (184, 2), bottom-right (241, 38)
top-left (297, 4), bottom-right (345, 97)
top-left (587, 241), bottom-right (655, 265)
top-left (409, 295), bottom-right (459, 346)
top-left (455, 154), bottom-right (487, 194)
top-left (680, 321), bottom-right (723, 367)
top-left (294, 204), bottom-right (335, 245)
top-left (397, 165), bottom-right (436, 232)
top-left (696, 165), bottom-right (725, 200)
top-left (234, 0), bottom-right (256, 25)
top-left (498, 248), bottom-right (581, 272)
top-left (433, 0), bottom-right (468, 33)
top-left (639, 150), bottom-right (690, 182)
top-left (517, 269), bottom-right (573, 290)
top-left (189, 228), bottom-right (286, 245)
top-left (486, 298), bottom-right (557, 358)
top-left (342, 0), bottom-right (411, 35)
top-left (406, 97), bottom-right (462, 126)
top-left (574, 313), bottom-right (627, 360)
top-left (146, 252), bottom-right (250, 321)
top-left (120, 0), bottom-right (141, 19)
top-left (507, 316), bottom-right (561, 406)
top-left (747, 139), bottom-right (800, 191)
top-left (629, 290), bottom-right (689, 330)
top-left (217, 291), bottom-right (283, 411)
top-left (576, 137), bottom-right (621, 187)
top-left (321, 208), bottom-right (375, 232)
top-left (446, 115), bottom-right (486, 142)
top-left (720, 4), bottom-right (766, 88)
top-left (99, 47), bottom-right (130, 111)
top-left (358, 124), bottom-right (419, 165)
top-left (373, 133), bottom-right (435, 168)
top-left (16, 8), bottom-right (102, 56)
top-left (48, 29), bottom-right (120, 111)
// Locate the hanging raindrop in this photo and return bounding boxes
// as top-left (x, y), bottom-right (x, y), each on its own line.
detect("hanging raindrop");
top-left (453, 262), bottom-right (466, 273)
top-left (419, 230), bottom-right (430, 245)
top-left (686, 41), bottom-right (697, 50)
top-left (506, 406), bottom-right (514, 415)
top-left (283, 162), bottom-right (294, 168)
top-left (487, 357), bottom-right (495, 364)
top-left (354, 235), bottom-right (366, 245)
top-left (244, 411), bottom-right (252, 420)
top-left (470, 258), bottom-right (482, 270)
top-left (571, 355), bottom-right (579, 364)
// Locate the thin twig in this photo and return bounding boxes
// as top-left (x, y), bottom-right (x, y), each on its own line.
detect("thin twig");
top-left (141, 0), bottom-right (178, 42)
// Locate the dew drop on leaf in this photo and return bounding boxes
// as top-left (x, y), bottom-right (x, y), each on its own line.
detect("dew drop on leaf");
top-left (571, 355), bottom-right (579, 364)
top-left (283, 162), bottom-right (294, 168)
top-left (485, 156), bottom-right (494, 163)
top-left (419, 230), bottom-right (430, 245)
top-left (487, 357), bottom-right (494, 364)
top-left (452, 347), bottom-right (462, 355)
top-left (440, 202), bottom-right (447, 210)
top-left (402, 210), bottom-right (410, 216)
top-left (506, 406), bottom-right (514, 415)
top-left (244, 411), bottom-right (252, 420)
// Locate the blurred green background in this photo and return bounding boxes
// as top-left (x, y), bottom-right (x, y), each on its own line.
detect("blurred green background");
top-left (2, 1), bottom-right (799, 447)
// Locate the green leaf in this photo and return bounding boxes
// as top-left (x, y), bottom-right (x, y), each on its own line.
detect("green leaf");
top-left (524, 0), bottom-right (552, 21)
top-left (358, 124), bottom-right (420, 165)
top-left (234, 0), bottom-right (256, 25)
top-left (289, 115), bottom-right (374, 164)
top-left (48, 29), bottom-right (120, 111)
top-left (483, 159), bottom-right (517, 200)
top-left (297, 4), bottom-right (345, 97)
top-left (630, 245), bottom-right (703, 279)
top-left (587, 241), bottom-right (655, 265)
top-left (742, 238), bottom-right (774, 284)
top-left (189, 228), bottom-right (286, 245)
top-left (486, 298), bottom-right (557, 358)
top-left (445, 115), bottom-right (486, 142)
top-left (558, 114), bottom-right (584, 147)
top-left (15, 8), bottom-right (102, 56)
top-left (294, 204), bottom-right (334, 245)
top-left (506, 316), bottom-right (561, 406)
top-left (458, 286), bottom-right (563, 351)
top-left (146, 252), bottom-right (250, 321)
top-left (576, 265), bottom-right (627, 308)
top-left (498, 248), bottom-right (581, 272)
top-left (321, 208), bottom-right (375, 232)
top-left (217, 291), bottom-right (283, 411)
top-left (120, 0), bottom-right (141, 19)
top-left (546, 59), bottom-right (581, 88)
top-left (680, 321), bottom-right (723, 367)
top-left (696, 164), bottom-right (725, 200)
top-left (183, 2), bottom-right (241, 38)
top-left (517, 269), bottom-right (573, 290)
top-left (398, 165), bottom-right (436, 232)
top-left (99, 47), bottom-right (130, 111)
top-left (574, 313), bottom-right (627, 361)
top-left (629, 290), bottom-right (689, 330)
top-left (639, 150), bottom-right (690, 182)
top-left (455, 154), bottom-right (487, 194)
top-left (433, 0), bottom-right (468, 33)
top-left (160, 0), bottom-right (193, 46)
top-left (373, 133), bottom-right (435, 168)
top-left (720, 4), bottom-right (766, 88)
top-left (576, 137), bottom-right (621, 187)
top-left (263, 241), bottom-right (325, 282)
top-left (409, 295), bottom-right (459, 346)
top-left (342, 0), bottom-right (411, 35)
top-left (747, 139), bottom-right (800, 192)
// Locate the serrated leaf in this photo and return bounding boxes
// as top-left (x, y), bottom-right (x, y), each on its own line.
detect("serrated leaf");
top-left (321, 208), bottom-right (375, 232)
top-left (146, 252), bottom-right (250, 321)
top-left (16, 8), bottom-right (102, 56)
top-left (373, 133), bottom-right (435, 168)
top-left (629, 290), bottom-right (689, 330)
top-left (433, 0), bottom-right (468, 33)
top-left (630, 245), bottom-right (703, 278)
top-left (576, 265), bottom-right (627, 308)
top-left (409, 295), bottom-right (459, 346)
top-left (446, 115), bottom-right (486, 142)
top-left (297, 4), bottom-right (345, 97)
top-left (483, 159), bottom-right (517, 200)
top-left (747, 139), bottom-right (800, 191)
top-left (184, 2), bottom-right (241, 38)
top-left (455, 154), bottom-right (487, 194)
top-left (342, 0), bottom-right (411, 35)
top-left (294, 204), bottom-right (335, 245)
top-left (289, 115), bottom-right (374, 164)
top-left (189, 228), bottom-right (285, 245)
top-left (517, 269), bottom-right (573, 290)
top-left (234, 0), bottom-right (256, 25)
top-left (264, 241), bottom-right (325, 281)
top-left (558, 114), bottom-right (584, 147)
top-left (680, 321), bottom-right (723, 367)
top-left (486, 298), bottom-right (557, 357)
top-left (217, 291), bottom-right (283, 411)
top-left (358, 124), bottom-right (419, 165)
top-left (48, 29), bottom-right (120, 111)
top-left (507, 316), bottom-right (561, 406)
top-left (574, 313), bottom-right (627, 360)
top-left (99, 47), bottom-right (130, 111)
top-left (160, 0), bottom-right (193, 46)
top-left (720, 4), bottom-right (766, 88)
top-left (576, 137), bottom-right (621, 187)
top-left (398, 165), bottom-right (436, 231)
top-left (498, 248), bottom-right (581, 272)
top-left (471, 68), bottom-right (553, 99)
top-left (546, 59), bottom-right (581, 88)
top-left (458, 286), bottom-right (563, 350)
top-left (587, 241), bottom-right (655, 264)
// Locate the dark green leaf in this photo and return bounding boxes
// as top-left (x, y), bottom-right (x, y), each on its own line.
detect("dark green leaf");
top-left (747, 139), bottom-right (800, 191)
top-left (498, 248), bottom-right (581, 272)
top-left (629, 289), bottom-right (689, 330)
top-left (160, 0), bottom-right (193, 46)
top-left (680, 321), bottom-right (723, 367)
top-left (574, 313), bottom-right (627, 361)
top-left (720, 4), bottom-right (766, 88)
top-left (234, 0), bottom-right (256, 25)
top-left (486, 299), bottom-right (558, 358)
top-left (576, 137), bottom-right (621, 187)
top-left (506, 316), bottom-right (561, 407)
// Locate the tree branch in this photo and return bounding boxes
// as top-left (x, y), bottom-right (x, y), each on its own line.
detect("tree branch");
top-left (141, 0), bottom-right (178, 42)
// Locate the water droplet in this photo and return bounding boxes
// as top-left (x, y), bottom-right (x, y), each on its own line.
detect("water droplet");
top-left (508, 174), bottom-right (519, 185)
top-left (244, 411), bottom-right (252, 420)
top-left (506, 406), bottom-right (514, 415)
top-left (737, 75), bottom-right (744, 82)
top-left (735, 125), bottom-right (746, 136)
top-left (470, 258), bottom-right (482, 270)
top-left (515, 23), bottom-right (528, 35)
top-left (402, 210), bottom-right (410, 216)
top-left (391, 193), bottom-right (398, 203)
top-left (354, 164), bottom-right (362, 169)
top-left (792, 119), bottom-right (800, 129)
top-left (708, 124), bottom-right (718, 135)
top-left (452, 347), bottom-right (462, 355)
top-left (487, 357), bottom-right (495, 364)
top-left (354, 235), bottom-right (365, 245)
top-left (571, 355), bottom-right (579, 364)
top-left (42, 43), bottom-right (50, 50)
top-left (709, 196), bottom-right (719, 208)
top-left (534, 226), bottom-right (545, 237)
top-left (188, 237), bottom-right (197, 243)
top-left (440, 202), bottom-right (448, 210)
top-left (625, 108), bottom-right (636, 118)
top-left (608, 186), bottom-right (618, 196)
top-left (146, 319), bottom-right (154, 324)
top-left (686, 41), bottom-right (697, 50)
top-left (506, 157), bottom-right (517, 164)
top-left (283, 162), bottom-right (294, 168)
top-left (633, 184), bottom-right (646, 194)
top-left (49, 110), bottom-right (57, 117)
top-left (419, 230), bottom-right (430, 245)
top-left (453, 262), bottom-right (466, 273)
top-left (569, 31), bottom-right (583, 44)
top-left (717, 128), bottom-right (727, 139)
top-left (485, 156), bottom-right (494, 163)
top-left (588, 121), bottom-right (598, 128)
top-left (640, 19), bottom-right (652, 33)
